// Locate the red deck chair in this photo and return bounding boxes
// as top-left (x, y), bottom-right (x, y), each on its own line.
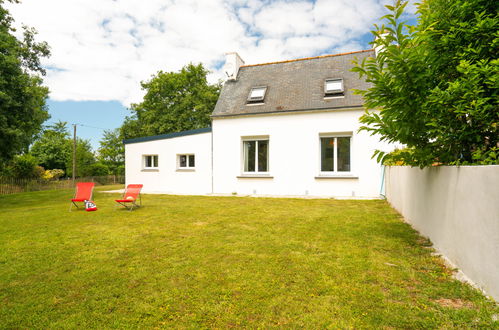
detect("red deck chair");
top-left (70, 182), bottom-right (95, 211)
top-left (115, 184), bottom-right (143, 211)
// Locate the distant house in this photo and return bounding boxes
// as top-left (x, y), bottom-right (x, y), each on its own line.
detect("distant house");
top-left (124, 49), bottom-right (394, 198)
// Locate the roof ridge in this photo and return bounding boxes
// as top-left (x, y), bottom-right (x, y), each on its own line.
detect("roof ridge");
top-left (240, 49), bottom-right (374, 68)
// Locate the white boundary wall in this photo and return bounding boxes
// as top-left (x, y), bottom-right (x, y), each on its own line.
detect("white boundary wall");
top-left (385, 165), bottom-right (499, 301)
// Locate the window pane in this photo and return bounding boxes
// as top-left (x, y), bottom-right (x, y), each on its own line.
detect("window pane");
top-left (153, 155), bottom-right (158, 167)
top-left (188, 155), bottom-right (195, 167)
top-left (179, 155), bottom-right (187, 168)
top-left (258, 140), bottom-right (268, 172)
top-left (337, 137), bottom-right (351, 172)
top-left (244, 141), bottom-right (256, 172)
top-left (321, 138), bottom-right (335, 171)
top-left (325, 79), bottom-right (343, 93)
top-left (249, 87), bottom-right (266, 101)
top-left (145, 156), bottom-right (151, 168)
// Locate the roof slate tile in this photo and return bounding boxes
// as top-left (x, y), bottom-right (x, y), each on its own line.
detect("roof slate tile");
top-left (212, 49), bottom-right (373, 117)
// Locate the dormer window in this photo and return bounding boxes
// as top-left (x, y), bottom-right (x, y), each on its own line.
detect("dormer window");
top-left (247, 86), bottom-right (267, 103)
top-left (324, 78), bottom-right (344, 96)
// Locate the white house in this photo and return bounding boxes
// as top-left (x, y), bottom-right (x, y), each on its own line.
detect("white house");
top-left (124, 49), bottom-right (394, 198)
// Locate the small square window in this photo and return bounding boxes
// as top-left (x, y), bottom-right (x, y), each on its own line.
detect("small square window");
top-left (178, 154), bottom-right (195, 169)
top-left (324, 78), bottom-right (344, 95)
top-left (247, 86), bottom-right (267, 103)
top-left (143, 155), bottom-right (158, 169)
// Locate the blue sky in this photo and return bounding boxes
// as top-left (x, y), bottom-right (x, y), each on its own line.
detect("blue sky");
top-left (8, 0), bottom-right (417, 150)
top-left (45, 100), bottom-right (131, 149)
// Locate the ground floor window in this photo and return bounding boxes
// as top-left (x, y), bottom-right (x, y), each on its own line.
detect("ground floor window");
top-left (178, 154), bottom-right (195, 169)
top-left (320, 136), bottom-right (351, 172)
top-left (243, 139), bottom-right (268, 173)
top-left (143, 155), bottom-right (158, 169)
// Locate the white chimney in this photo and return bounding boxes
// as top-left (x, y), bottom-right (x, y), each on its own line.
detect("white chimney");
top-left (224, 52), bottom-right (245, 81)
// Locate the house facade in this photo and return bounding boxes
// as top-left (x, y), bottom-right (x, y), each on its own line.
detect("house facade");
top-left (124, 49), bottom-right (394, 198)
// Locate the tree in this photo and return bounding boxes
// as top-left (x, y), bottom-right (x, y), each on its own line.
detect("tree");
top-left (30, 121), bottom-right (72, 172)
top-left (353, 0), bottom-right (498, 167)
top-left (0, 0), bottom-right (50, 164)
top-left (97, 128), bottom-right (124, 175)
top-left (31, 121), bottom-right (97, 177)
top-left (65, 138), bottom-right (96, 177)
top-left (121, 63), bottom-right (221, 139)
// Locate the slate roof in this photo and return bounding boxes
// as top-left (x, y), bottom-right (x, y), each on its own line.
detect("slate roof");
top-left (212, 49), bottom-right (374, 118)
top-left (123, 127), bottom-right (212, 145)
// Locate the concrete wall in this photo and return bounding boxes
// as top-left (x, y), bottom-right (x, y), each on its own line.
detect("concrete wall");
top-left (125, 132), bottom-right (212, 194)
top-left (213, 109), bottom-right (394, 197)
top-left (385, 165), bottom-right (499, 301)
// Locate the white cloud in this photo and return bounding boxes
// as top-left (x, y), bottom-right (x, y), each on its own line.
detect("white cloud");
top-left (6, 0), bottom-right (409, 106)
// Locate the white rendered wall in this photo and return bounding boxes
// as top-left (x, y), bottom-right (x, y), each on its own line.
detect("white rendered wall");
top-left (385, 165), bottom-right (499, 301)
top-left (124, 132), bottom-right (212, 194)
top-left (212, 109), bottom-right (393, 197)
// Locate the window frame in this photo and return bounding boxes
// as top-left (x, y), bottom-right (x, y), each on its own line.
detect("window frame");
top-left (241, 136), bottom-right (269, 174)
top-left (324, 78), bottom-right (344, 96)
top-left (143, 154), bottom-right (159, 170)
top-left (177, 154), bottom-right (195, 170)
top-left (319, 133), bottom-right (352, 175)
top-left (247, 86), bottom-right (268, 103)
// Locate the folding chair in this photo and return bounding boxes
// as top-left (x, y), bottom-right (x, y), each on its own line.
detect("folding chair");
top-left (115, 184), bottom-right (143, 211)
top-left (70, 182), bottom-right (95, 211)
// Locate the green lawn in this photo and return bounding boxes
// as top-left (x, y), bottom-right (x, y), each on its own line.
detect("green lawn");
top-left (0, 187), bottom-right (497, 328)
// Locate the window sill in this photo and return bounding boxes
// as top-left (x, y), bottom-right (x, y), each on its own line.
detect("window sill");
top-left (324, 95), bottom-right (345, 100)
top-left (176, 168), bottom-right (195, 172)
top-left (237, 175), bottom-right (274, 179)
top-left (315, 175), bottom-right (358, 180)
top-left (142, 169), bottom-right (159, 172)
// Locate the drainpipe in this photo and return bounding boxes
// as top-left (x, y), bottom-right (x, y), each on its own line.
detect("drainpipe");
top-left (379, 165), bottom-right (386, 199)
top-left (211, 122), bottom-right (214, 194)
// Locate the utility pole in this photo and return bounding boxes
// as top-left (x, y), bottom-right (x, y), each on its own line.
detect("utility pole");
top-left (72, 124), bottom-right (77, 183)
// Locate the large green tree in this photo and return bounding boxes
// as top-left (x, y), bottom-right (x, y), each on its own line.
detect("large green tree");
top-left (0, 0), bottom-right (50, 164)
top-left (30, 121), bottom-right (71, 172)
top-left (31, 121), bottom-right (97, 177)
top-left (353, 0), bottom-right (498, 167)
top-left (121, 63), bottom-right (221, 139)
top-left (65, 138), bottom-right (96, 178)
top-left (97, 128), bottom-right (124, 175)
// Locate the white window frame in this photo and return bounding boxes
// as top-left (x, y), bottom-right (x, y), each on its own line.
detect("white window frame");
top-left (143, 154), bottom-right (159, 169)
top-left (241, 136), bottom-right (269, 174)
top-left (177, 154), bottom-right (195, 170)
top-left (324, 78), bottom-right (344, 95)
top-left (247, 86), bottom-right (267, 103)
top-left (319, 133), bottom-right (352, 175)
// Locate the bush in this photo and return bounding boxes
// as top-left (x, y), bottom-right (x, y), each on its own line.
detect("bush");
top-left (88, 163), bottom-right (109, 176)
top-left (353, 0), bottom-right (498, 167)
top-left (41, 169), bottom-right (65, 181)
top-left (10, 155), bottom-right (42, 179)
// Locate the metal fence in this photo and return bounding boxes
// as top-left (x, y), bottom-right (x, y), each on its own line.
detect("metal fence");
top-left (0, 175), bottom-right (125, 195)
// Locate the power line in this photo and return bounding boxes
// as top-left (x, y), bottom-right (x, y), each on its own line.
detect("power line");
top-left (74, 123), bottom-right (109, 130)
top-left (46, 119), bottom-right (111, 131)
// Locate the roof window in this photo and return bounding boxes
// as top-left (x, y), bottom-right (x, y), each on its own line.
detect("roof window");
top-left (324, 78), bottom-right (344, 95)
top-left (247, 86), bottom-right (267, 103)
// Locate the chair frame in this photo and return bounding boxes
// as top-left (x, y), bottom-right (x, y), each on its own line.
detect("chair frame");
top-left (70, 182), bottom-right (95, 211)
top-left (115, 184), bottom-right (143, 211)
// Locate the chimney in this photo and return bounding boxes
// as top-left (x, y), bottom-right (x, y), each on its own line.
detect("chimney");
top-left (224, 52), bottom-right (245, 81)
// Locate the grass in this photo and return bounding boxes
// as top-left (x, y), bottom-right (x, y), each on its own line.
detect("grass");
top-left (0, 186), bottom-right (497, 328)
